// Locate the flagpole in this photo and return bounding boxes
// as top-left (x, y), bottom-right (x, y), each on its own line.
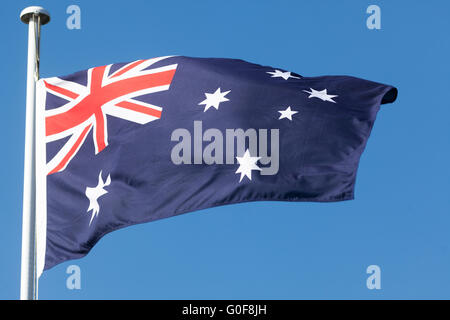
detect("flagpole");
top-left (20, 6), bottom-right (50, 300)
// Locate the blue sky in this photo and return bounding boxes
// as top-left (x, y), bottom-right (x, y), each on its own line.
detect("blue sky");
top-left (1, 0), bottom-right (449, 299)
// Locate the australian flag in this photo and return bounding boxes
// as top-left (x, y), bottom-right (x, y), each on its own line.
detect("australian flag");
top-left (34, 56), bottom-right (397, 274)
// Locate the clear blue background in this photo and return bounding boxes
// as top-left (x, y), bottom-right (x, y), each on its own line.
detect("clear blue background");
top-left (1, 0), bottom-right (449, 299)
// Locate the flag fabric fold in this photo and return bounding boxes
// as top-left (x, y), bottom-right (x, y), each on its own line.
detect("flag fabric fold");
top-left (35, 56), bottom-right (397, 272)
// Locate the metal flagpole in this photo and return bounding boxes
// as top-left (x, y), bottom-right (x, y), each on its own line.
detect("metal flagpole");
top-left (19, 6), bottom-right (50, 300)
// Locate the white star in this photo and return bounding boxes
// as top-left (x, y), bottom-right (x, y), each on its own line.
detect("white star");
top-left (267, 69), bottom-right (300, 80)
top-left (198, 87), bottom-right (231, 112)
top-left (303, 88), bottom-right (338, 103)
top-left (278, 106), bottom-right (298, 121)
top-left (235, 149), bottom-right (261, 182)
top-left (85, 170), bottom-right (111, 226)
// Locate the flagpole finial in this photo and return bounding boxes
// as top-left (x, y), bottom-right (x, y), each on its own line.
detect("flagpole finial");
top-left (20, 6), bottom-right (50, 25)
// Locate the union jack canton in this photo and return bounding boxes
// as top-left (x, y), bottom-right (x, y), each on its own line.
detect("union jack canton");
top-left (43, 56), bottom-right (177, 175)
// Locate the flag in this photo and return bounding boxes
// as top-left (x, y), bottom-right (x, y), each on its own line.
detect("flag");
top-left (34, 56), bottom-right (397, 274)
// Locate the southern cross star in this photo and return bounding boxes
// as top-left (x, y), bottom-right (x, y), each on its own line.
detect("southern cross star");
top-left (198, 87), bottom-right (231, 112)
top-left (267, 69), bottom-right (300, 80)
top-left (235, 149), bottom-right (261, 182)
top-left (278, 106), bottom-right (298, 121)
top-left (303, 88), bottom-right (338, 103)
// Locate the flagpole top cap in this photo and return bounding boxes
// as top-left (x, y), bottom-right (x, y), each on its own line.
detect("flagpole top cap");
top-left (20, 6), bottom-right (50, 25)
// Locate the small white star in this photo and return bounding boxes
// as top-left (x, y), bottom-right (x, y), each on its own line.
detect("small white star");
top-left (198, 87), bottom-right (231, 112)
top-left (267, 69), bottom-right (300, 80)
top-left (85, 170), bottom-right (111, 226)
top-left (303, 88), bottom-right (338, 103)
top-left (235, 149), bottom-right (261, 182)
top-left (278, 106), bottom-right (298, 121)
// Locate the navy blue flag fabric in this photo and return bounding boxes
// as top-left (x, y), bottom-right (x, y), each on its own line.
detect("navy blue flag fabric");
top-left (35, 56), bottom-right (397, 272)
